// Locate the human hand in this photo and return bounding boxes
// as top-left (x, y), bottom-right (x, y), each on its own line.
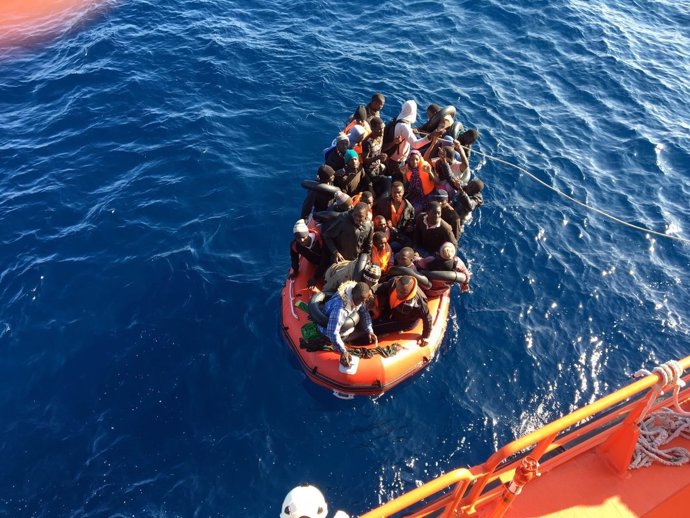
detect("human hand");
top-left (340, 351), bottom-right (352, 368)
top-left (419, 337), bottom-right (430, 347)
top-left (368, 332), bottom-right (378, 345)
top-left (378, 153), bottom-right (388, 162)
top-left (335, 252), bottom-right (346, 263)
top-left (307, 277), bottom-right (317, 288)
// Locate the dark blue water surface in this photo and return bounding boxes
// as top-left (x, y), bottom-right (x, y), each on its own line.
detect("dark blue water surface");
top-left (2, 0), bottom-right (690, 515)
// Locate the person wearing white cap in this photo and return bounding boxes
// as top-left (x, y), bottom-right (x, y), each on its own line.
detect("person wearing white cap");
top-left (280, 484), bottom-right (349, 518)
top-left (290, 219), bottom-right (326, 288)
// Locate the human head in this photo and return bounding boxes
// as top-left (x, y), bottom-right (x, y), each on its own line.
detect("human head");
top-left (361, 263), bottom-right (382, 285)
top-left (293, 219), bottom-right (309, 243)
top-left (369, 116), bottom-right (384, 138)
top-left (397, 100), bottom-right (417, 124)
top-left (433, 189), bottom-right (449, 206)
top-left (351, 281), bottom-right (372, 306)
top-left (347, 125), bottom-right (366, 147)
top-left (373, 214), bottom-right (387, 232)
top-left (426, 103), bottom-right (441, 120)
top-left (440, 146), bottom-right (455, 163)
top-left (360, 191), bottom-right (374, 207)
top-left (371, 92), bottom-right (385, 111)
top-left (427, 201), bottom-right (442, 225)
top-left (373, 231), bottom-right (388, 250)
top-left (352, 202), bottom-right (369, 226)
top-left (391, 181), bottom-right (405, 202)
top-left (465, 179), bottom-right (484, 196)
top-left (458, 128), bottom-right (479, 147)
top-left (335, 133), bottom-right (349, 153)
top-left (439, 241), bottom-right (456, 260)
top-left (407, 150), bottom-right (422, 168)
top-left (317, 164), bottom-right (335, 183)
top-left (396, 247), bottom-right (415, 267)
top-left (333, 191), bottom-right (352, 211)
top-left (354, 104), bottom-right (367, 123)
top-left (395, 275), bottom-right (416, 299)
top-left (280, 484), bottom-right (328, 518)
top-left (344, 149), bottom-right (359, 166)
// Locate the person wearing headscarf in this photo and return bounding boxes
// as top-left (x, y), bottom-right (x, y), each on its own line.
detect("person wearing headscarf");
top-left (384, 100), bottom-right (442, 181)
top-left (402, 149), bottom-right (437, 213)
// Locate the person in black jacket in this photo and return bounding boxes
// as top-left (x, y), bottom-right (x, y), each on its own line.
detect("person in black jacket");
top-left (454, 178), bottom-right (484, 222)
top-left (289, 219), bottom-right (327, 287)
top-left (300, 165), bottom-right (336, 220)
top-left (323, 203), bottom-right (373, 264)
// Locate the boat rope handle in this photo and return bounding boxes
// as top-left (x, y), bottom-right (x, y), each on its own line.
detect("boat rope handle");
top-left (630, 360), bottom-right (690, 469)
top-left (332, 390), bottom-right (355, 400)
top-left (472, 148), bottom-right (690, 245)
top-left (288, 279), bottom-right (298, 320)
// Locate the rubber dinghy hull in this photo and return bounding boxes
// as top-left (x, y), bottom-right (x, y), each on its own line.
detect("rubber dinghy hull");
top-left (281, 256), bottom-right (451, 397)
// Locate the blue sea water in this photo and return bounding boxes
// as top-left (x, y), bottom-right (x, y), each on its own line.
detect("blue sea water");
top-left (1, 0), bottom-right (689, 516)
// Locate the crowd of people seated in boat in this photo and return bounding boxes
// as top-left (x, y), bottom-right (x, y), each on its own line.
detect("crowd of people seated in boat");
top-left (289, 93), bottom-right (484, 367)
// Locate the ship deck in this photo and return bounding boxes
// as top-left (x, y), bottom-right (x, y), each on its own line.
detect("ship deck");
top-left (505, 429), bottom-right (690, 517)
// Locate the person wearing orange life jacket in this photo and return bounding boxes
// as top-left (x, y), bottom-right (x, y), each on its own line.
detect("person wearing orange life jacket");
top-left (371, 231), bottom-right (392, 273)
top-left (402, 149), bottom-right (437, 213)
top-left (373, 180), bottom-right (415, 250)
top-left (350, 190), bottom-right (373, 221)
top-left (372, 275), bottom-right (432, 346)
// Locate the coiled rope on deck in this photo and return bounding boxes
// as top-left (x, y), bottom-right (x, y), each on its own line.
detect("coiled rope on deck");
top-left (472, 149), bottom-right (690, 245)
top-left (629, 361), bottom-right (690, 469)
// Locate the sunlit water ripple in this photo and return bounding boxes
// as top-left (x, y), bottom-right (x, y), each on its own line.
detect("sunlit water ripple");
top-left (1, 0), bottom-right (689, 515)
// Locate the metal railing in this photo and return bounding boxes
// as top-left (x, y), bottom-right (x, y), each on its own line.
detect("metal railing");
top-left (360, 356), bottom-right (690, 517)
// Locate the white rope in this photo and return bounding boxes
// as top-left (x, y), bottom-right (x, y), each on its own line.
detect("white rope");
top-left (473, 149), bottom-right (690, 245)
top-left (629, 361), bottom-right (690, 469)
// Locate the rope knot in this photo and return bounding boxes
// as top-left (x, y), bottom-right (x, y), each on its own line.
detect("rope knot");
top-left (633, 360), bottom-right (685, 393)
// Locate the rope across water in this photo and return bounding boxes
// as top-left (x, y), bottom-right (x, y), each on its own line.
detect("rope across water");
top-left (472, 149), bottom-right (690, 245)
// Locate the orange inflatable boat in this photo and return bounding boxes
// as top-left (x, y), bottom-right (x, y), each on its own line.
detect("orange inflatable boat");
top-left (281, 254), bottom-right (452, 398)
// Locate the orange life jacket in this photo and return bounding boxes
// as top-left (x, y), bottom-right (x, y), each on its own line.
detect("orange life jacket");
top-left (371, 243), bottom-right (392, 272)
top-left (404, 160), bottom-right (436, 195)
top-left (389, 277), bottom-right (418, 309)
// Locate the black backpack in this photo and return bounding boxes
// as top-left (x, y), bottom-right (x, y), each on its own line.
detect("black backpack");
top-left (382, 117), bottom-right (401, 153)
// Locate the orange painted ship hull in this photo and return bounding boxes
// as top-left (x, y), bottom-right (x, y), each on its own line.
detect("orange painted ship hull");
top-left (280, 257), bottom-right (452, 397)
top-left (0, 0), bottom-right (104, 48)
top-left (359, 356), bottom-right (690, 517)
